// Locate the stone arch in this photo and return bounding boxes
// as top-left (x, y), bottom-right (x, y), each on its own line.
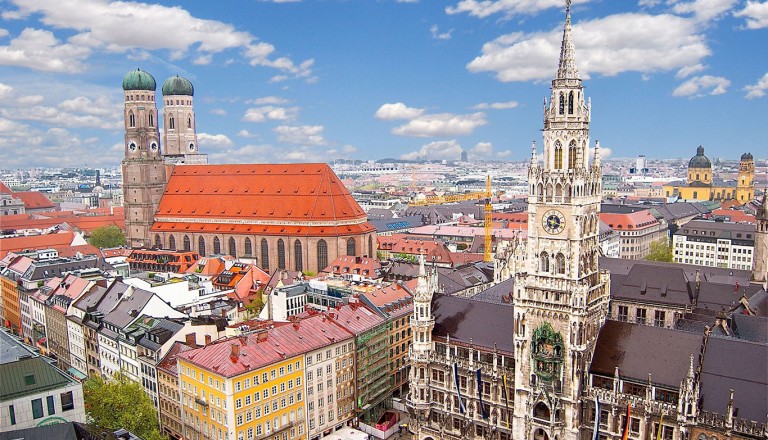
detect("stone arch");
top-left (213, 236), bottom-right (221, 255)
top-left (228, 237), bottom-right (236, 257)
top-left (277, 239), bottom-right (286, 270)
top-left (540, 252), bottom-right (550, 272)
top-left (198, 236), bottom-right (206, 256)
top-left (183, 235), bottom-right (190, 251)
top-left (154, 234), bottom-right (161, 248)
top-left (294, 239), bottom-right (303, 272)
top-left (244, 238), bottom-right (252, 256)
top-left (346, 237), bottom-right (356, 256)
top-left (317, 239), bottom-right (328, 271)
top-left (169, 235), bottom-right (176, 251)
top-left (261, 238), bottom-right (269, 270)
top-left (533, 401), bottom-right (551, 420)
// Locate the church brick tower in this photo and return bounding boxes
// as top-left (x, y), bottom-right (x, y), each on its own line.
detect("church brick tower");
top-left (736, 153), bottom-right (755, 203)
top-left (512, 3), bottom-right (610, 439)
top-left (753, 192), bottom-right (768, 285)
top-left (161, 75), bottom-right (203, 163)
top-left (122, 69), bottom-right (166, 248)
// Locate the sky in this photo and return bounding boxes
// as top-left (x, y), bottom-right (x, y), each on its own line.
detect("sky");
top-left (0, 0), bottom-right (766, 169)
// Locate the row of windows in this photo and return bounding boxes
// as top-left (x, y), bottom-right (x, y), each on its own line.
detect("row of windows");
top-left (9, 391), bottom-right (75, 424)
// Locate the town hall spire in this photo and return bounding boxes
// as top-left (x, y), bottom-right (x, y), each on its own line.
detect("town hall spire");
top-left (556, 0), bottom-right (580, 81)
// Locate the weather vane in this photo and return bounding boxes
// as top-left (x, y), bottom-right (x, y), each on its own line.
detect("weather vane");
top-left (566, 0), bottom-right (571, 12)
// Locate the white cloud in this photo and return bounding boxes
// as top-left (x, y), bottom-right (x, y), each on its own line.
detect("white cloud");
top-left (57, 95), bottom-right (119, 116)
top-left (446, 0), bottom-right (589, 19)
top-left (471, 142), bottom-right (493, 156)
top-left (496, 150), bottom-right (513, 158)
top-left (197, 132), bottom-right (234, 148)
top-left (671, 0), bottom-right (737, 22)
top-left (401, 140), bottom-right (464, 161)
top-left (274, 125), bottom-right (326, 146)
top-left (243, 106), bottom-right (299, 122)
top-left (210, 108), bottom-right (227, 116)
top-left (0, 83), bottom-right (14, 100)
top-left (326, 145), bottom-right (358, 157)
top-left (0, 124), bottom-right (118, 168)
top-left (392, 112), bottom-right (487, 137)
top-left (206, 144), bottom-right (275, 164)
top-left (472, 100), bottom-right (519, 110)
top-left (2, 0), bottom-right (312, 78)
top-left (588, 146), bottom-right (612, 159)
top-left (0, 28), bottom-right (91, 73)
top-left (237, 129), bottom-right (260, 138)
top-left (672, 75), bottom-right (730, 97)
top-left (675, 63), bottom-right (706, 79)
top-left (374, 102), bottom-right (425, 120)
top-left (734, 1), bottom-right (768, 28)
top-left (430, 24), bottom-right (453, 40)
top-left (467, 13), bottom-right (710, 82)
top-left (247, 96), bottom-right (290, 105)
top-left (744, 72), bottom-right (768, 99)
top-left (16, 94), bottom-right (44, 105)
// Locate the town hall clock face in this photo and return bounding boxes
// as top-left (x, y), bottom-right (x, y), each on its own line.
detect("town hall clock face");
top-left (543, 210), bottom-right (566, 234)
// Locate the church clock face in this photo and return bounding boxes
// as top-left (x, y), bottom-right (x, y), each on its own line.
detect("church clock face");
top-left (543, 210), bottom-right (565, 234)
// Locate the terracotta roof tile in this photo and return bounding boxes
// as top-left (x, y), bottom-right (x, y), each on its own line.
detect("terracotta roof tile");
top-left (14, 191), bottom-right (54, 209)
top-left (0, 181), bottom-right (12, 194)
top-left (0, 231), bottom-right (77, 259)
top-left (152, 164), bottom-right (374, 237)
top-left (600, 210), bottom-right (660, 230)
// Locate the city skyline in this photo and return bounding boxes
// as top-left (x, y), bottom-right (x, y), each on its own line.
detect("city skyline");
top-left (0, 0), bottom-right (766, 169)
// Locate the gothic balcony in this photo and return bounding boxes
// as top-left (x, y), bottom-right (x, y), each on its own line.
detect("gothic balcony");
top-left (587, 387), bottom-right (678, 419)
top-left (696, 411), bottom-right (767, 437)
top-left (412, 319), bottom-right (434, 329)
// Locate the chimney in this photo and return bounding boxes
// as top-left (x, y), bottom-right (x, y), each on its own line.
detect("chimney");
top-left (204, 335), bottom-right (212, 346)
top-left (185, 333), bottom-right (196, 346)
top-left (230, 343), bottom-right (241, 361)
top-left (240, 335), bottom-right (248, 346)
top-left (257, 331), bottom-right (268, 342)
top-left (220, 308), bottom-right (227, 317)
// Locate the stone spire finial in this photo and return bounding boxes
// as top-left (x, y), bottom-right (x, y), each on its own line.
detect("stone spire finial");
top-left (556, 0), bottom-right (580, 80)
top-left (530, 140), bottom-right (538, 166)
top-left (593, 140), bottom-right (601, 166)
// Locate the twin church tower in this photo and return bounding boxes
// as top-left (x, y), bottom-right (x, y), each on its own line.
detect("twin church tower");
top-left (121, 70), bottom-right (207, 248)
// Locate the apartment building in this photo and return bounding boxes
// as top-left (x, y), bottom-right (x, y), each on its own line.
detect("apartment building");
top-left (673, 219), bottom-right (755, 270)
top-left (600, 210), bottom-right (668, 259)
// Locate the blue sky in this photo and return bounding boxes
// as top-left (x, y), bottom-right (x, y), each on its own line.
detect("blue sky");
top-left (0, 0), bottom-right (766, 168)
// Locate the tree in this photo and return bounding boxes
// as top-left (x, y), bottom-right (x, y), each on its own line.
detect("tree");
top-left (83, 372), bottom-right (165, 440)
top-left (646, 238), bottom-right (674, 262)
top-left (245, 292), bottom-right (265, 317)
top-left (88, 225), bottom-right (126, 248)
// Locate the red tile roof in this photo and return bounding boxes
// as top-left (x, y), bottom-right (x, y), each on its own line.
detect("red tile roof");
top-left (0, 211), bottom-right (124, 233)
top-left (158, 341), bottom-right (199, 376)
top-left (323, 255), bottom-right (381, 278)
top-left (0, 231), bottom-right (78, 259)
top-left (711, 209), bottom-right (755, 223)
top-left (600, 210), bottom-right (660, 231)
top-left (0, 181), bottom-right (12, 194)
top-left (361, 280), bottom-right (415, 308)
top-left (151, 164), bottom-right (374, 237)
top-left (178, 313), bottom-right (354, 377)
top-left (377, 234), bottom-right (452, 263)
top-left (14, 191), bottom-right (54, 210)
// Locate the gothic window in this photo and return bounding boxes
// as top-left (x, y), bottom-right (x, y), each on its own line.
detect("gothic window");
top-left (213, 237), bottom-right (221, 255)
top-left (169, 115), bottom-right (175, 130)
top-left (198, 237), bottom-right (206, 256)
top-left (317, 240), bottom-right (328, 270)
top-left (277, 239), bottom-right (286, 270)
top-left (183, 235), bottom-right (190, 251)
top-left (568, 140), bottom-right (577, 169)
top-left (261, 239), bottom-right (269, 270)
top-left (244, 238), bottom-right (252, 256)
top-left (229, 237), bottom-right (236, 257)
top-left (558, 93), bottom-right (565, 115)
top-left (368, 235), bottom-right (373, 258)
top-left (346, 238), bottom-right (356, 256)
top-left (556, 253), bottom-right (566, 274)
top-left (169, 235), bottom-right (176, 251)
top-left (540, 252), bottom-right (550, 272)
top-left (294, 240), bottom-right (303, 272)
top-left (149, 112), bottom-right (154, 127)
top-left (568, 91), bottom-right (574, 114)
top-left (154, 234), bottom-right (161, 248)
top-left (129, 112), bottom-right (135, 128)
top-left (187, 115), bottom-right (192, 129)
top-left (533, 402), bottom-right (550, 420)
top-left (554, 141), bottom-right (563, 169)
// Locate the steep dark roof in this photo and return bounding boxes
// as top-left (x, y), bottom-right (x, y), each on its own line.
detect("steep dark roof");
top-left (0, 423), bottom-right (78, 440)
top-left (470, 277), bottom-right (515, 305)
top-left (611, 264), bottom-right (692, 307)
top-left (432, 294), bottom-right (514, 353)
top-left (699, 336), bottom-right (768, 422)
top-left (590, 321), bottom-right (702, 388)
top-left (600, 257), bottom-right (751, 285)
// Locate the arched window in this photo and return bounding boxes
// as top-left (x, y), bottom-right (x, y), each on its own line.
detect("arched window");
top-left (245, 238), bottom-right (252, 256)
top-left (568, 91), bottom-right (574, 114)
top-left (183, 235), bottom-right (191, 251)
top-left (187, 115), bottom-right (192, 128)
top-left (540, 252), bottom-right (550, 273)
top-left (148, 112), bottom-right (154, 127)
top-left (169, 235), bottom-right (176, 251)
top-left (277, 239), bottom-right (286, 270)
top-left (261, 239), bottom-right (269, 270)
top-left (213, 237), bottom-right (221, 254)
top-left (558, 93), bottom-right (565, 115)
top-left (317, 240), bottom-right (328, 271)
top-left (129, 112), bottom-right (135, 128)
top-left (568, 140), bottom-right (577, 169)
top-left (368, 235), bottom-right (373, 258)
top-left (294, 240), bottom-right (303, 272)
top-left (346, 238), bottom-right (356, 256)
top-left (533, 402), bottom-right (551, 420)
top-left (554, 141), bottom-right (563, 169)
top-left (169, 115), bottom-right (175, 130)
top-left (556, 253), bottom-right (566, 275)
top-left (154, 234), bottom-right (161, 248)
top-left (229, 237), bottom-right (236, 257)
top-left (198, 236), bottom-right (206, 256)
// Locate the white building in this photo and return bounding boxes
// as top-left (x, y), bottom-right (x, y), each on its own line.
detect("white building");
top-left (673, 219), bottom-right (755, 269)
top-left (0, 329), bottom-right (86, 430)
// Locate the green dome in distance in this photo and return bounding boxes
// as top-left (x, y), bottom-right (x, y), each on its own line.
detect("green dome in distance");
top-left (741, 152), bottom-right (753, 161)
top-left (162, 75), bottom-right (194, 96)
top-left (688, 145), bottom-right (711, 169)
top-left (122, 68), bottom-right (156, 91)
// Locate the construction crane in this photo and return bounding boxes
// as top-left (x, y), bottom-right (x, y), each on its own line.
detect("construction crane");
top-left (409, 175), bottom-right (496, 262)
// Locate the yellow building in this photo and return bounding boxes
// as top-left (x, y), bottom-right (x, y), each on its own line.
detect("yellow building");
top-left (177, 316), bottom-right (356, 440)
top-left (663, 146), bottom-right (755, 203)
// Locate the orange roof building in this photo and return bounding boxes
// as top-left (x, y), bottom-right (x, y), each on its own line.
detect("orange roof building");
top-left (147, 164), bottom-right (376, 274)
